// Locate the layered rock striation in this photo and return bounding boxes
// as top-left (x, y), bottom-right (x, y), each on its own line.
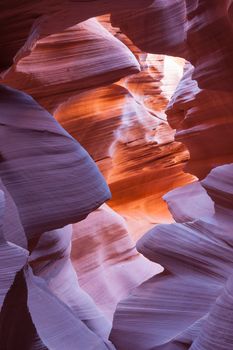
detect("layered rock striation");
top-left (109, 1), bottom-right (233, 349)
top-left (0, 85), bottom-right (115, 349)
top-left (111, 164), bottom-right (233, 349)
top-left (0, 0), bottom-right (233, 349)
top-left (1, 11), bottom-right (195, 237)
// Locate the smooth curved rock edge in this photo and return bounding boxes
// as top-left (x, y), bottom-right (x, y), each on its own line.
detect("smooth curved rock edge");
top-left (110, 164), bottom-right (233, 350)
top-left (0, 84), bottom-right (111, 237)
top-left (0, 0), bottom-right (233, 349)
top-left (0, 85), bottom-right (116, 349)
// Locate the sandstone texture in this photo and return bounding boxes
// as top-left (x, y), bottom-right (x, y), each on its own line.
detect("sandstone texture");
top-left (0, 0), bottom-right (233, 349)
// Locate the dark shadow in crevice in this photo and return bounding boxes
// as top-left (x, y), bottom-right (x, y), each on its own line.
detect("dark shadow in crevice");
top-left (0, 269), bottom-right (48, 350)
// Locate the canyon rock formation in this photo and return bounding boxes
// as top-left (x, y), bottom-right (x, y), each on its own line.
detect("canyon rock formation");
top-left (110, 164), bottom-right (233, 349)
top-left (0, 1), bottom-right (233, 350)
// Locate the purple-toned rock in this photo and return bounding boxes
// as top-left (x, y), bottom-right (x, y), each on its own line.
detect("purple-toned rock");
top-left (110, 164), bottom-right (233, 349)
top-left (0, 85), bottom-right (110, 238)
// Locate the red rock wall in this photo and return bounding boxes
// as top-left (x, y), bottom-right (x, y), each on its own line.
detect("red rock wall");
top-left (0, 1), bottom-right (233, 349)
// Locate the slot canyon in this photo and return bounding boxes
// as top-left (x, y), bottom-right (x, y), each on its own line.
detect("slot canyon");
top-left (0, 1), bottom-right (233, 349)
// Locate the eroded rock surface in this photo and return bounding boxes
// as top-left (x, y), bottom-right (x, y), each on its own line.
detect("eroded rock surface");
top-left (0, 0), bottom-right (233, 349)
top-left (110, 164), bottom-right (233, 350)
top-left (71, 204), bottom-right (159, 320)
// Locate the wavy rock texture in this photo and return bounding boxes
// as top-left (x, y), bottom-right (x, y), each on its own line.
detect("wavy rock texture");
top-left (0, 180), bottom-right (27, 249)
top-left (0, 0), bottom-right (153, 73)
top-left (54, 44), bottom-right (194, 238)
top-left (0, 85), bottom-right (117, 349)
top-left (111, 0), bottom-right (233, 90)
top-left (28, 225), bottom-right (117, 349)
top-left (71, 204), bottom-right (160, 320)
top-left (163, 181), bottom-right (214, 223)
top-left (0, 188), bottom-right (28, 311)
top-left (0, 13), bottom-right (181, 328)
top-left (110, 164), bottom-right (233, 350)
top-left (166, 63), bottom-right (233, 178)
top-left (109, 1), bottom-right (233, 348)
top-left (29, 226), bottom-right (112, 339)
top-left (111, 0), bottom-right (233, 178)
top-left (0, 5), bottom-right (168, 346)
top-left (2, 8), bottom-right (195, 237)
top-left (111, 0), bottom-right (187, 57)
top-left (55, 78), bottom-right (194, 239)
top-left (1, 18), bottom-right (140, 113)
top-left (0, 84), bottom-right (110, 238)
top-left (0, 197), bottom-right (115, 349)
top-left (1, 0), bottom-right (233, 349)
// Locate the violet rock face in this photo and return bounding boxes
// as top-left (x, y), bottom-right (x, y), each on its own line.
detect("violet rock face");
top-left (0, 0), bottom-right (233, 349)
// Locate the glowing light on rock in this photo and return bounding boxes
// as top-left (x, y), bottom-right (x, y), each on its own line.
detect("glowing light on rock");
top-left (146, 53), bottom-right (185, 101)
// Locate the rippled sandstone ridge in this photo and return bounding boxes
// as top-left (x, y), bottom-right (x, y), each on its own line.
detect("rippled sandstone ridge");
top-left (0, 1), bottom-right (233, 349)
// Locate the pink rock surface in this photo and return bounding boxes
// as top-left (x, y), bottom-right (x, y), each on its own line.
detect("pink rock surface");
top-left (0, 0), bottom-right (233, 348)
top-left (71, 204), bottom-right (160, 320)
top-left (0, 84), bottom-right (119, 348)
top-left (55, 80), bottom-right (194, 239)
top-left (2, 19), bottom-right (140, 113)
top-left (0, 0), bottom-right (153, 73)
top-left (0, 111), bottom-right (116, 350)
top-left (110, 164), bottom-right (233, 349)
top-left (1, 11), bottom-right (195, 239)
top-left (111, 0), bottom-right (187, 57)
top-left (166, 63), bottom-right (233, 178)
top-left (29, 225), bottom-right (115, 349)
top-left (163, 181), bottom-right (215, 223)
top-left (112, 0), bottom-right (233, 178)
